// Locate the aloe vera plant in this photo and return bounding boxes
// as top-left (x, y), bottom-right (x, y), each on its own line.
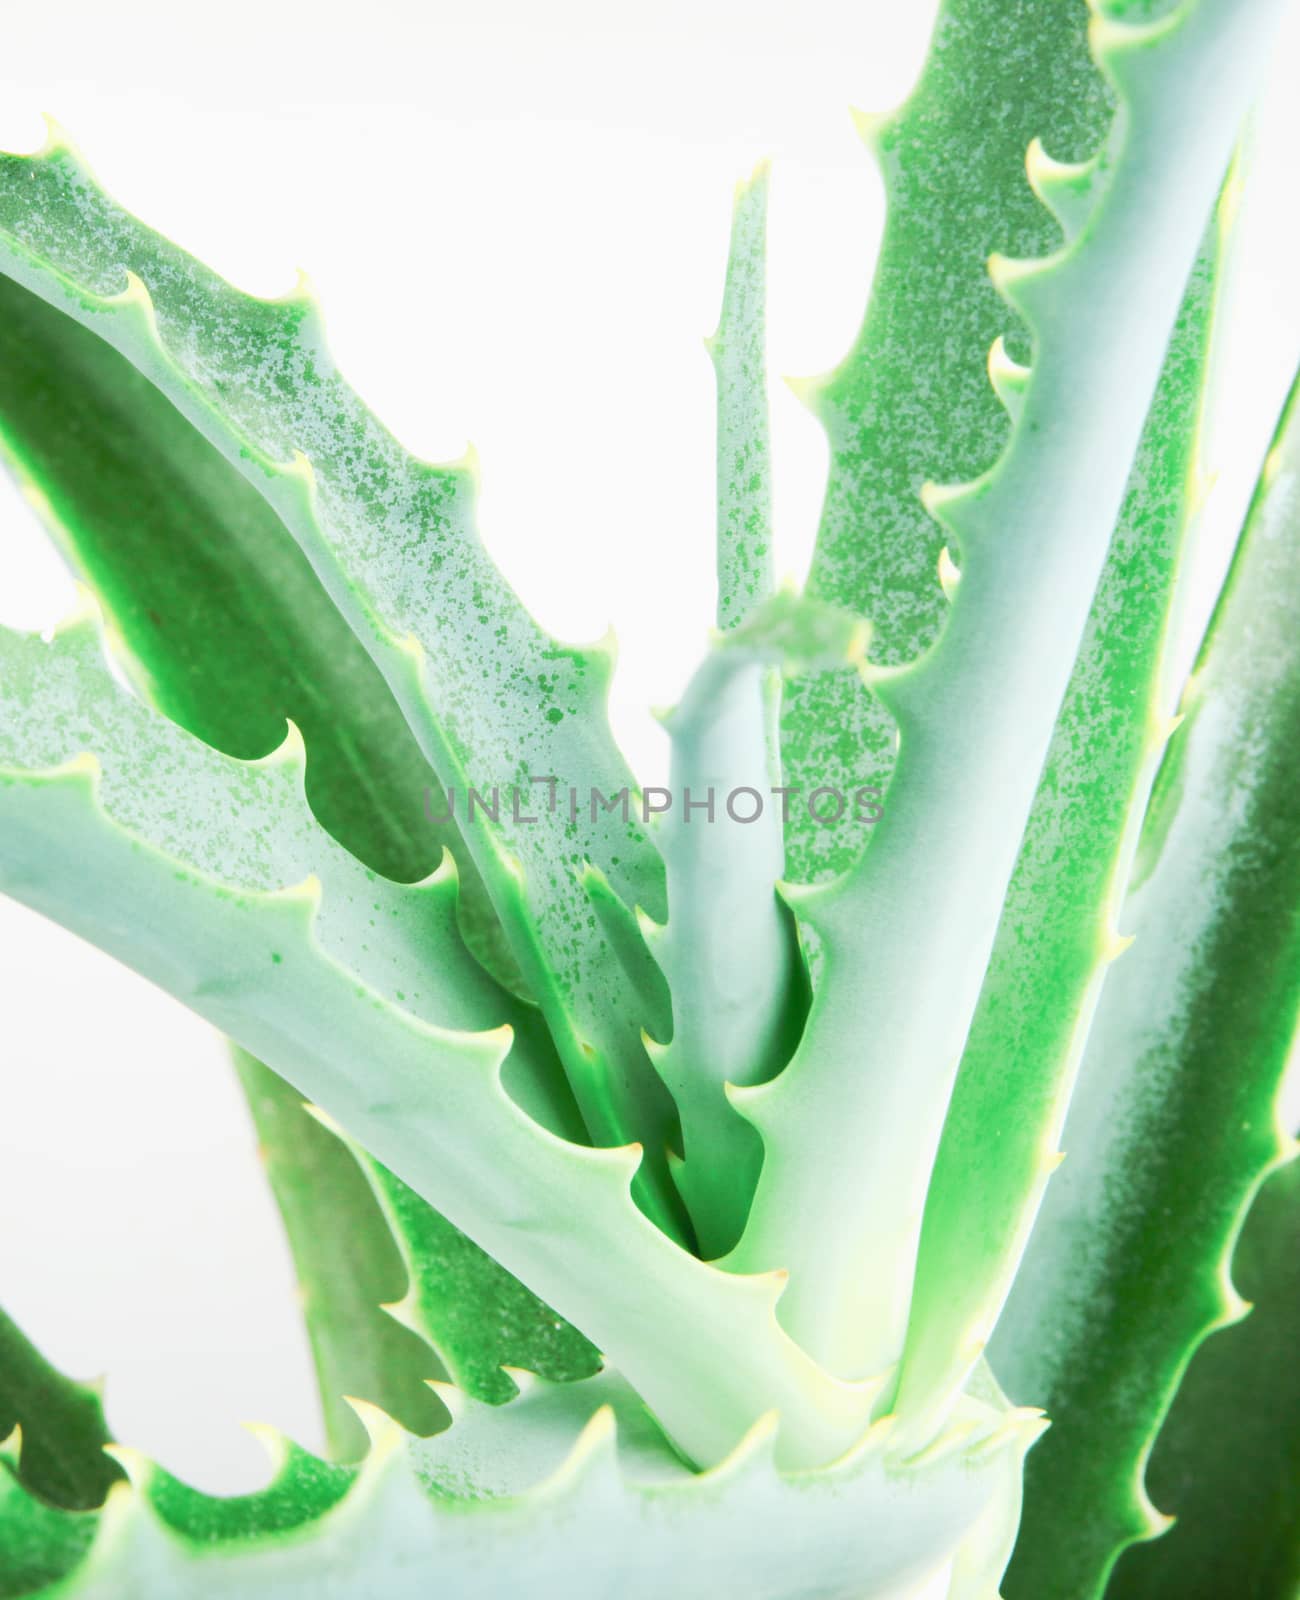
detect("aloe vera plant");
top-left (1, 0), bottom-right (1298, 1594)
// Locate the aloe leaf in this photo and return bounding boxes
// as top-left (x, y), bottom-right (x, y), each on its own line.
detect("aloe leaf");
top-left (635, 168), bottom-right (811, 1259)
top-left (0, 271), bottom-right (518, 994)
top-left (711, 161), bottom-right (774, 632)
top-left (992, 375), bottom-right (1300, 1599)
top-left (242, 1044), bottom-right (599, 1414)
top-left (0, 1312), bottom-right (119, 1598)
top-left (0, 1308), bottom-right (121, 1512)
top-left (779, 0), bottom-right (1113, 886)
top-left (893, 197), bottom-right (1226, 1440)
top-left (1107, 1155), bottom-right (1300, 1599)
top-left (229, 1051), bottom-right (448, 1458)
top-left (0, 254), bottom-right (603, 1441)
top-left (0, 1464), bottom-right (97, 1600)
top-left (730, 0), bottom-right (1282, 1381)
top-left (0, 610), bottom-right (874, 1468)
top-left (0, 134), bottom-right (681, 1235)
top-left (0, 1365), bottom-right (1039, 1600)
top-left (350, 1155), bottom-right (602, 1405)
top-left (646, 595), bottom-right (861, 1258)
top-left (0, 250), bottom-right (612, 1438)
top-left (941, 1361), bottom-right (1028, 1600)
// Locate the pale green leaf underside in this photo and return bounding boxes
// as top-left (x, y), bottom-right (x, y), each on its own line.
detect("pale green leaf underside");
top-left (648, 596), bottom-right (864, 1257)
top-left (728, 0), bottom-right (1281, 1386)
top-left (2, 1366), bottom-right (1036, 1600)
top-left (895, 200), bottom-right (1225, 1441)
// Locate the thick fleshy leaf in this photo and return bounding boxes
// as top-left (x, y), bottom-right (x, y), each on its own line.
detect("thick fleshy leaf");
top-left (894, 203), bottom-right (1226, 1441)
top-left (0, 609), bottom-right (874, 1468)
top-left (0, 1365), bottom-right (1038, 1600)
top-left (730, 0), bottom-right (1282, 1380)
top-left (230, 1052), bottom-right (448, 1457)
top-left (711, 161), bottom-right (774, 633)
top-left (0, 261), bottom-right (598, 1425)
top-left (0, 136), bottom-right (682, 1234)
top-left (779, 0), bottom-right (1113, 886)
top-left (355, 1156), bottom-right (601, 1406)
top-left (994, 376), bottom-right (1300, 1599)
top-left (0, 271), bottom-right (517, 993)
top-left (646, 596), bottom-right (862, 1257)
top-left (1107, 1155), bottom-right (1300, 1599)
top-left (0, 1308), bottom-right (121, 1512)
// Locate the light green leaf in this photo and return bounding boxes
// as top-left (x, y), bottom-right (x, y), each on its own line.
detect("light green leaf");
top-left (0, 610), bottom-right (873, 1468)
top-left (0, 136), bottom-right (681, 1234)
top-left (354, 1156), bottom-right (602, 1406)
top-left (894, 196), bottom-right (1227, 1442)
top-left (0, 1365), bottom-right (1038, 1600)
top-left (731, 0), bottom-right (1281, 1382)
top-left (0, 270), bottom-right (518, 993)
top-left (711, 161), bottom-right (774, 633)
top-left (646, 595), bottom-right (864, 1258)
top-left (0, 253), bottom-right (607, 1434)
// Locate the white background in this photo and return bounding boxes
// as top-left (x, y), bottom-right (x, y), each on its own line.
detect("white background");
top-left (0, 0), bottom-right (1298, 1503)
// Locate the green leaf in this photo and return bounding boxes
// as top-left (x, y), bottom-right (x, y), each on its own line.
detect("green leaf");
top-left (238, 1053), bottom-right (600, 1422)
top-left (731, 0), bottom-right (1279, 1380)
top-left (351, 1154), bottom-right (602, 1406)
top-left (0, 253), bottom-right (605, 1435)
top-left (0, 1466), bottom-right (96, 1600)
top-left (779, 0), bottom-right (1114, 886)
top-left (0, 244), bottom-right (607, 1437)
top-left (229, 1050), bottom-right (448, 1458)
top-left (0, 269), bottom-right (518, 995)
top-left (894, 198), bottom-right (1227, 1442)
top-left (0, 134), bottom-right (682, 1236)
top-left (993, 374), bottom-right (1300, 1599)
top-left (0, 1365), bottom-right (1038, 1600)
top-left (646, 595), bottom-right (863, 1258)
top-left (1107, 1155), bottom-right (1300, 1600)
top-left (711, 161), bottom-right (774, 632)
top-left (0, 1308), bottom-right (121, 1512)
top-left (0, 610), bottom-right (874, 1468)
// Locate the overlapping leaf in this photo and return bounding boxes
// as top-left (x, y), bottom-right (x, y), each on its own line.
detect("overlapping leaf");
top-left (0, 137), bottom-right (680, 1233)
top-left (0, 1361), bottom-right (1037, 1600)
top-left (994, 376), bottom-right (1300, 1599)
top-left (730, 0), bottom-right (1283, 1383)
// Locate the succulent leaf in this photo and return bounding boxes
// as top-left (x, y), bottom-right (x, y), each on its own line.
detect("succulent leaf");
top-left (229, 1051), bottom-right (450, 1458)
top-left (894, 196), bottom-right (1226, 1442)
top-left (0, 1308), bottom-right (121, 1513)
top-left (0, 271), bottom-right (519, 994)
top-left (0, 1366), bottom-right (1036, 1600)
top-left (651, 595), bottom-right (865, 1257)
top-left (731, 0), bottom-right (1282, 1381)
top-left (779, 0), bottom-right (1114, 886)
top-left (0, 610), bottom-right (873, 1468)
top-left (711, 161), bottom-right (775, 633)
top-left (0, 135), bottom-right (682, 1234)
top-left (1107, 1155), bottom-right (1300, 1598)
top-left (0, 267), bottom-right (588, 1437)
top-left (993, 372), bottom-right (1300, 1598)
top-left (353, 1157), bottom-right (602, 1406)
